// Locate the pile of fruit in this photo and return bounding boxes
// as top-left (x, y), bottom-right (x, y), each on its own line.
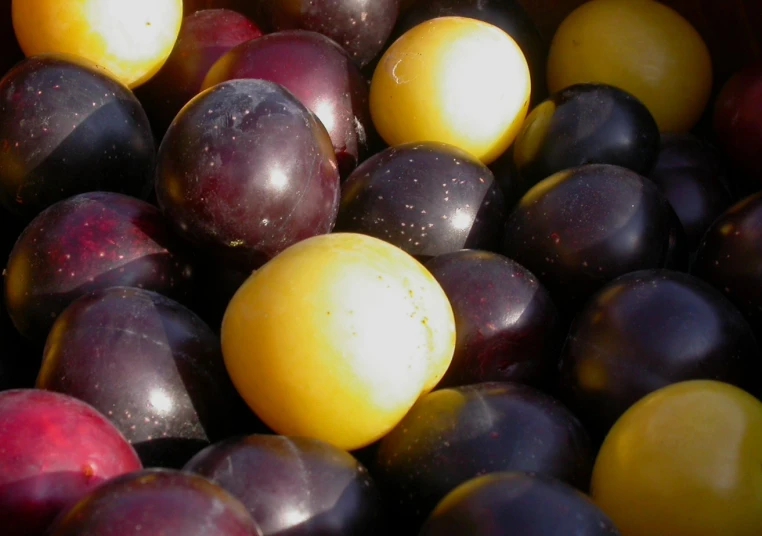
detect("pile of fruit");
top-left (1, 0), bottom-right (762, 534)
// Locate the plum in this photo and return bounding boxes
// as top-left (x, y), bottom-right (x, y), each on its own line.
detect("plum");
top-left (502, 164), bottom-right (687, 314)
top-left (513, 84), bottom-right (661, 189)
top-left (48, 469), bottom-right (263, 535)
top-left (36, 287), bottom-right (261, 468)
top-left (0, 389), bottom-right (142, 536)
top-left (648, 133), bottom-right (734, 250)
top-left (135, 9), bottom-right (263, 143)
top-left (420, 472), bottom-right (620, 536)
top-left (4, 191), bottom-right (194, 345)
top-left (390, 0), bottom-right (548, 106)
top-left (334, 142), bottom-right (507, 261)
top-left (424, 250), bottom-right (561, 389)
top-left (202, 30), bottom-right (374, 178)
top-left (693, 191), bottom-right (762, 337)
top-left (373, 382), bottom-right (593, 533)
top-left (558, 269), bottom-right (761, 440)
top-left (154, 78), bottom-right (340, 272)
top-left (184, 434), bottom-right (384, 535)
top-left (248, 0), bottom-right (401, 67)
top-left (0, 55), bottom-right (155, 221)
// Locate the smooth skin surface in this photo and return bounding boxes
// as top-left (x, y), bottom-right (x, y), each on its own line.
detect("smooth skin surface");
top-left (546, 0), bottom-right (712, 133)
top-left (221, 233), bottom-right (456, 451)
top-left (591, 380), bottom-right (762, 536)
top-left (12, 0), bottom-right (183, 87)
top-left (370, 16), bottom-right (531, 165)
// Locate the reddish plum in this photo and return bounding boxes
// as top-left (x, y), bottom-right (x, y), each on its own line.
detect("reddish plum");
top-left (0, 389), bottom-right (142, 536)
top-left (558, 269), bottom-right (761, 441)
top-left (334, 142), bottom-right (507, 261)
top-left (202, 30), bottom-right (374, 178)
top-left (4, 191), bottom-right (194, 345)
top-left (424, 250), bottom-right (561, 389)
top-left (250, 0), bottom-right (401, 67)
top-left (48, 469), bottom-right (263, 536)
top-left (373, 382), bottom-right (593, 533)
top-left (185, 435), bottom-right (384, 536)
top-left (155, 79), bottom-right (340, 271)
top-left (0, 55), bottom-right (155, 221)
top-left (693, 191), bottom-right (762, 336)
top-left (37, 287), bottom-right (260, 468)
top-left (136, 9), bottom-right (263, 143)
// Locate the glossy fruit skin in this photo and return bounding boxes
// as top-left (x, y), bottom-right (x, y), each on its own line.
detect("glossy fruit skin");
top-left (334, 142), bottom-right (507, 261)
top-left (12, 0), bottom-right (183, 88)
top-left (221, 233), bottom-right (456, 452)
top-left (420, 472), bottom-right (621, 536)
top-left (0, 55), bottom-right (155, 220)
top-left (249, 0), bottom-right (400, 67)
top-left (558, 269), bottom-right (761, 440)
top-left (513, 83), bottom-right (661, 188)
top-left (202, 30), bottom-right (373, 179)
top-left (370, 16), bottom-right (531, 165)
top-left (424, 250), bottom-right (561, 389)
top-left (4, 191), bottom-right (194, 345)
top-left (0, 389), bottom-right (142, 536)
top-left (155, 78), bottom-right (340, 272)
top-left (502, 164), bottom-right (685, 314)
top-left (713, 62), bottom-right (762, 191)
top-left (48, 469), bottom-right (263, 536)
top-left (591, 380), bottom-right (762, 536)
top-left (392, 0), bottom-right (547, 106)
top-left (184, 434), bottom-right (384, 536)
top-left (692, 192), bottom-right (762, 336)
top-left (547, 0), bottom-right (713, 133)
top-left (135, 8), bottom-right (263, 143)
top-left (373, 382), bottom-right (593, 532)
top-left (36, 287), bottom-right (257, 468)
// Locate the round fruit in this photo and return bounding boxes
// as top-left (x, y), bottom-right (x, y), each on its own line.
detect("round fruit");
top-left (369, 16), bottom-right (531, 164)
top-left (12, 0), bottom-right (183, 88)
top-left (591, 380), bottom-right (762, 536)
top-left (546, 0), bottom-right (713, 133)
top-left (220, 233), bottom-right (456, 451)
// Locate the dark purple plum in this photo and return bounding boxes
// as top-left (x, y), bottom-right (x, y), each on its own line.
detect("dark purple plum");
top-left (202, 30), bottom-right (374, 178)
top-left (692, 191), bottom-right (762, 337)
top-left (373, 382), bottom-right (593, 533)
top-left (391, 0), bottom-right (548, 106)
top-left (420, 472), bottom-right (621, 536)
top-left (155, 78), bottom-right (340, 272)
top-left (513, 84), bottom-right (661, 189)
top-left (424, 250), bottom-right (561, 389)
top-left (48, 469), bottom-right (263, 536)
top-left (502, 164), bottom-right (687, 314)
top-left (249, 0), bottom-right (401, 67)
top-left (0, 389), bottom-right (142, 536)
top-left (334, 142), bottom-right (507, 261)
top-left (3, 192), bottom-right (193, 345)
top-left (648, 133), bottom-right (734, 250)
top-left (184, 434), bottom-right (383, 536)
top-left (135, 9), bottom-right (263, 143)
top-left (558, 269), bottom-right (761, 441)
top-left (36, 287), bottom-right (262, 469)
top-left (0, 55), bottom-right (155, 221)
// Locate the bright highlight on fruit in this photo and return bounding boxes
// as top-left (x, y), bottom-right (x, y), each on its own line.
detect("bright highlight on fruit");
top-left (12, 0), bottom-right (183, 88)
top-left (220, 233), bottom-right (457, 451)
top-left (370, 16), bottom-right (531, 165)
top-left (546, 0), bottom-right (713, 133)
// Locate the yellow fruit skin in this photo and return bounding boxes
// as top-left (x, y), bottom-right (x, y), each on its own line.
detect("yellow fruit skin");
top-left (591, 380), bottom-right (762, 536)
top-left (546, 0), bottom-right (712, 133)
top-left (12, 0), bottom-right (183, 88)
top-left (370, 16), bottom-right (531, 165)
top-left (221, 233), bottom-right (456, 451)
